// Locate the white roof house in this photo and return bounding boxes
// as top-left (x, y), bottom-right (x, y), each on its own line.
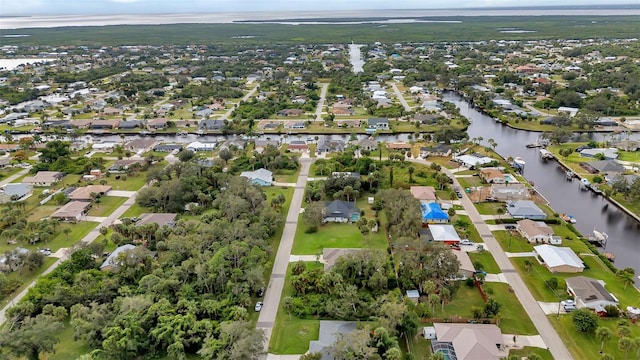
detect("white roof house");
top-left (185, 141), bottom-right (217, 152)
top-left (534, 244), bottom-right (584, 273)
top-left (428, 224), bottom-right (461, 243)
top-left (453, 154), bottom-right (494, 168)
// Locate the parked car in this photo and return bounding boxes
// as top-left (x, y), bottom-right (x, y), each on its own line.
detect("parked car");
top-left (38, 248), bottom-right (51, 256)
top-left (456, 191), bottom-right (463, 198)
top-left (254, 302), bottom-right (263, 312)
top-left (504, 224), bottom-right (516, 230)
top-left (257, 286), bottom-right (265, 297)
top-left (561, 300), bottom-right (577, 312)
top-left (485, 197), bottom-right (498, 202)
top-left (460, 239), bottom-right (473, 245)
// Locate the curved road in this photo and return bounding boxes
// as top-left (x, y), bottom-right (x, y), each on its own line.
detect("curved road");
top-left (409, 158), bottom-right (573, 360)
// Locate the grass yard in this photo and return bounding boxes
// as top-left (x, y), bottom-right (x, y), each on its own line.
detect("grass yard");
top-left (291, 219), bottom-right (389, 255)
top-left (120, 203), bottom-right (151, 219)
top-left (483, 283), bottom-right (537, 335)
top-left (509, 347), bottom-right (553, 360)
top-left (0, 221), bottom-right (99, 254)
top-left (86, 196), bottom-right (127, 217)
top-left (437, 284), bottom-right (486, 319)
top-left (549, 315), bottom-right (640, 360)
top-left (612, 193), bottom-right (640, 219)
top-left (0, 257), bottom-right (57, 309)
top-left (27, 204), bottom-right (59, 221)
top-left (273, 168), bottom-right (300, 183)
top-left (456, 176), bottom-right (483, 189)
top-left (107, 172), bottom-right (148, 191)
top-left (493, 230), bottom-right (534, 253)
top-left (270, 262), bottom-right (322, 354)
top-left (46, 321), bottom-right (90, 360)
top-left (467, 250), bottom-right (501, 274)
top-left (474, 202), bottom-right (505, 215)
top-left (405, 336), bottom-right (432, 360)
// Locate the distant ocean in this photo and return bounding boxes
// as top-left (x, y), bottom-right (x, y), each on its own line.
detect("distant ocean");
top-left (1, 5), bottom-right (639, 30)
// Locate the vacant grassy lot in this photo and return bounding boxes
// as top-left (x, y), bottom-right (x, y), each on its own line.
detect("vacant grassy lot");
top-left (87, 196), bottom-right (127, 217)
top-left (120, 203), bottom-right (151, 219)
top-left (509, 347), bottom-right (553, 360)
top-left (467, 250), bottom-right (501, 274)
top-left (456, 176), bottom-right (483, 189)
top-left (0, 221), bottom-right (98, 254)
top-left (270, 262), bottom-right (322, 354)
top-left (292, 219), bottom-right (388, 255)
top-left (550, 314), bottom-right (640, 360)
top-left (475, 202), bottom-right (505, 215)
top-left (493, 230), bottom-right (534, 253)
top-left (48, 320), bottom-right (91, 360)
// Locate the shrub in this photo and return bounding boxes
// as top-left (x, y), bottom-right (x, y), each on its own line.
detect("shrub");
top-left (545, 277), bottom-right (559, 290)
top-left (305, 225), bottom-right (318, 234)
top-left (465, 278), bottom-right (475, 287)
top-left (572, 308), bottom-right (598, 332)
top-left (604, 305), bottom-right (620, 318)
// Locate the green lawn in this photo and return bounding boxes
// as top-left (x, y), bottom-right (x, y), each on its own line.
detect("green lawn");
top-left (468, 250), bottom-right (501, 274)
top-left (107, 172), bottom-right (148, 191)
top-left (120, 203), bottom-right (151, 219)
top-left (273, 168), bottom-right (300, 183)
top-left (270, 262), bottom-right (322, 354)
top-left (438, 284), bottom-right (486, 318)
top-left (509, 347), bottom-right (553, 360)
top-left (617, 150), bottom-right (640, 162)
top-left (612, 193), bottom-right (640, 220)
top-left (86, 196), bottom-right (127, 217)
top-left (456, 176), bottom-right (483, 189)
top-left (493, 230), bottom-right (534, 253)
top-left (0, 221), bottom-right (99, 254)
top-left (474, 202), bottom-right (505, 215)
top-left (549, 315), bottom-right (640, 360)
top-left (291, 219), bottom-right (389, 255)
top-left (47, 321), bottom-right (90, 360)
top-left (0, 257), bottom-right (57, 309)
top-left (484, 283), bottom-right (537, 335)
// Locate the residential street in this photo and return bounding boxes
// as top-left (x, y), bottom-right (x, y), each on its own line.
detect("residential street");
top-left (391, 82), bottom-right (411, 112)
top-left (315, 83), bottom-right (329, 121)
top-left (221, 84), bottom-right (259, 120)
top-left (257, 156), bottom-right (313, 351)
top-left (0, 168), bottom-right (29, 186)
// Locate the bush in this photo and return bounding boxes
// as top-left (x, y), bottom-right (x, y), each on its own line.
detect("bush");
top-left (604, 305), bottom-right (620, 318)
top-left (572, 308), bottom-right (598, 332)
top-left (305, 226), bottom-right (318, 234)
top-left (465, 277), bottom-right (475, 287)
top-left (545, 277), bottom-right (559, 290)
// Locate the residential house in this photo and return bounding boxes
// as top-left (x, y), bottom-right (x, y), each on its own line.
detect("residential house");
top-left (124, 138), bottom-right (157, 153)
top-left (147, 118), bottom-right (169, 130)
top-left (356, 138), bottom-right (378, 151)
top-left (334, 119), bottom-right (360, 128)
top-left (0, 157), bottom-right (11, 168)
top-left (277, 109), bottom-right (305, 117)
top-left (580, 148), bottom-right (618, 160)
top-left (506, 200), bottom-right (546, 220)
top-left (451, 250), bottom-right (476, 279)
top-left (454, 154), bottom-right (495, 168)
top-left (410, 186), bottom-right (437, 203)
top-left (51, 201), bottom-right (90, 222)
top-left (100, 244), bottom-right (137, 271)
top-left (490, 184), bottom-right (529, 201)
top-left (587, 160), bottom-right (625, 175)
top-left (420, 144), bottom-right (452, 158)
top-left (199, 119), bottom-right (225, 131)
top-left (331, 108), bottom-right (355, 116)
top-left (421, 202), bottom-right (449, 223)
top-left (386, 142), bottom-right (411, 151)
top-left (480, 169), bottom-right (506, 184)
top-left (90, 120), bottom-right (119, 129)
top-left (308, 321), bottom-right (357, 360)
top-left (415, 113), bottom-right (439, 125)
top-left (194, 108), bottom-right (213, 118)
top-left (425, 224), bottom-right (461, 245)
top-left (117, 120), bottom-right (141, 129)
top-left (185, 141), bottom-right (216, 152)
top-left (101, 107), bottom-right (122, 116)
top-left (367, 118), bottom-right (389, 130)
top-left (68, 119), bottom-right (92, 129)
top-left (0, 248), bottom-right (31, 272)
top-left (153, 144), bottom-right (183, 152)
top-left (287, 141), bottom-right (309, 152)
top-left (428, 323), bottom-right (507, 360)
top-left (322, 248), bottom-right (363, 271)
top-left (136, 213), bottom-right (177, 227)
top-left (218, 139), bottom-right (247, 152)
top-left (323, 200), bottom-right (360, 223)
top-left (240, 168), bottom-right (273, 186)
top-left (534, 244), bottom-right (584, 273)
top-left (283, 121), bottom-right (306, 129)
top-left (0, 183), bottom-right (33, 202)
top-left (613, 140), bottom-right (640, 152)
top-left (516, 219), bottom-right (555, 243)
top-left (254, 139), bottom-right (280, 153)
top-left (565, 276), bottom-right (619, 315)
top-left (68, 185), bottom-right (112, 201)
top-left (23, 171), bottom-right (65, 186)
top-left (0, 144), bottom-right (20, 152)
top-left (331, 172), bottom-right (361, 180)
top-left (317, 138), bottom-right (346, 154)
top-left (108, 159), bottom-right (146, 173)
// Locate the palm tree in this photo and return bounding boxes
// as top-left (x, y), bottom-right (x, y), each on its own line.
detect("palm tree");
top-left (408, 166), bottom-right (415, 183)
top-left (619, 337), bottom-right (634, 360)
top-left (599, 354), bottom-right (614, 360)
top-left (596, 327), bottom-right (613, 354)
top-left (62, 227), bottom-right (72, 241)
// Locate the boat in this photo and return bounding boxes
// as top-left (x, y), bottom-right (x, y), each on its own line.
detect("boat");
top-left (526, 143), bottom-right (542, 148)
top-left (586, 229), bottom-right (609, 247)
top-left (178, 131), bottom-right (188, 137)
top-left (565, 170), bottom-right (575, 180)
top-left (604, 252), bottom-right (615, 262)
top-left (139, 130), bottom-right (150, 136)
top-left (579, 178), bottom-right (591, 190)
top-left (539, 148), bottom-right (554, 160)
top-left (196, 129), bottom-right (205, 136)
top-left (561, 214), bottom-right (577, 224)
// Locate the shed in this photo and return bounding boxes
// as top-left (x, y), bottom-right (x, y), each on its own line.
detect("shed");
top-left (423, 326), bottom-right (436, 340)
top-left (406, 290), bottom-right (420, 303)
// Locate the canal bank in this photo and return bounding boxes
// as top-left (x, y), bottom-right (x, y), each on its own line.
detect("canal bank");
top-left (443, 92), bottom-right (640, 285)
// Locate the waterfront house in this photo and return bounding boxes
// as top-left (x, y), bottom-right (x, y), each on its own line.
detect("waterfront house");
top-left (534, 245), bottom-right (584, 273)
top-left (199, 119), bottom-right (225, 131)
top-left (490, 184), bottom-right (529, 201)
top-left (356, 137), bottom-right (378, 151)
top-left (125, 138), bottom-right (158, 153)
top-left (317, 138), bottom-right (346, 154)
top-left (153, 144), bottom-right (183, 153)
top-left (506, 200), bottom-right (546, 220)
top-left (90, 120), bottom-right (119, 130)
top-left (287, 141), bottom-right (308, 152)
top-left (240, 168), bottom-right (273, 186)
top-left (454, 154), bottom-right (495, 169)
top-left (480, 168), bottom-right (506, 184)
top-left (118, 120), bottom-right (141, 129)
top-left (586, 160), bottom-right (625, 175)
top-left (185, 141), bottom-right (216, 152)
top-left (283, 121), bottom-right (306, 129)
top-left (565, 276), bottom-right (619, 315)
top-left (147, 118), bottom-right (169, 130)
top-left (580, 148), bottom-right (618, 160)
top-left (420, 144), bottom-right (452, 158)
top-left (516, 219), bottom-right (554, 243)
top-left (323, 200), bottom-right (360, 223)
top-left (367, 118), bottom-right (389, 130)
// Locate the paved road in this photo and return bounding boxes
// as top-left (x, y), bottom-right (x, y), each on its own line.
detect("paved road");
top-left (221, 84), bottom-right (259, 120)
top-left (257, 157), bottom-right (313, 351)
top-left (315, 83), bottom-right (329, 121)
top-left (407, 157), bottom-right (573, 359)
top-left (0, 167), bottom-right (29, 186)
top-left (391, 82), bottom-right (411, 112)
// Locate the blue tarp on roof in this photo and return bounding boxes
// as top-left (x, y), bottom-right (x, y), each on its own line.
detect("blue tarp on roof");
top-left (421, 202), bottom-right (449, 222)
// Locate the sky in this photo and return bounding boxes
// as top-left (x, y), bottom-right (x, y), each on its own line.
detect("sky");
top-left (1, 0), bottom-right (634, 16)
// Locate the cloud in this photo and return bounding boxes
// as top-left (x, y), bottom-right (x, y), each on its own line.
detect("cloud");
top-left (108, 0), bottom-right (143, 2)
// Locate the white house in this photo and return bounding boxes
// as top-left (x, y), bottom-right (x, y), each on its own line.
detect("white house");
top-left (185, 141), bottom-right (217, 152)
top-left (534, 244), bottom-right (584, 273)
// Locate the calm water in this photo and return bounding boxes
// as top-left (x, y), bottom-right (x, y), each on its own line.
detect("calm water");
top-left (443, 92), bottom-right (640, 284)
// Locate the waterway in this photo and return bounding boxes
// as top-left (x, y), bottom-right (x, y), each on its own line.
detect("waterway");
top-left (348, 44), bottom-right (364, 73)
top-left (442, 92), bottom-right (640, 284)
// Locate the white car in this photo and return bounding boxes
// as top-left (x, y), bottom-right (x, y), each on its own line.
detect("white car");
top-left (561, 300), bottom-right (577, 312)
top-left (460, 239), bottom-right (473, 245)
top-left (254, 302), bottom-right (263, 312)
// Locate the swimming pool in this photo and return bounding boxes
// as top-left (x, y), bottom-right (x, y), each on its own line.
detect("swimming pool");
top-left (504, 174), bottom-right (518, 183)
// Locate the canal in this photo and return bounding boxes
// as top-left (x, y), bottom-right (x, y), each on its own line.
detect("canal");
top-left (443, 92), bottom-right (640, 284)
